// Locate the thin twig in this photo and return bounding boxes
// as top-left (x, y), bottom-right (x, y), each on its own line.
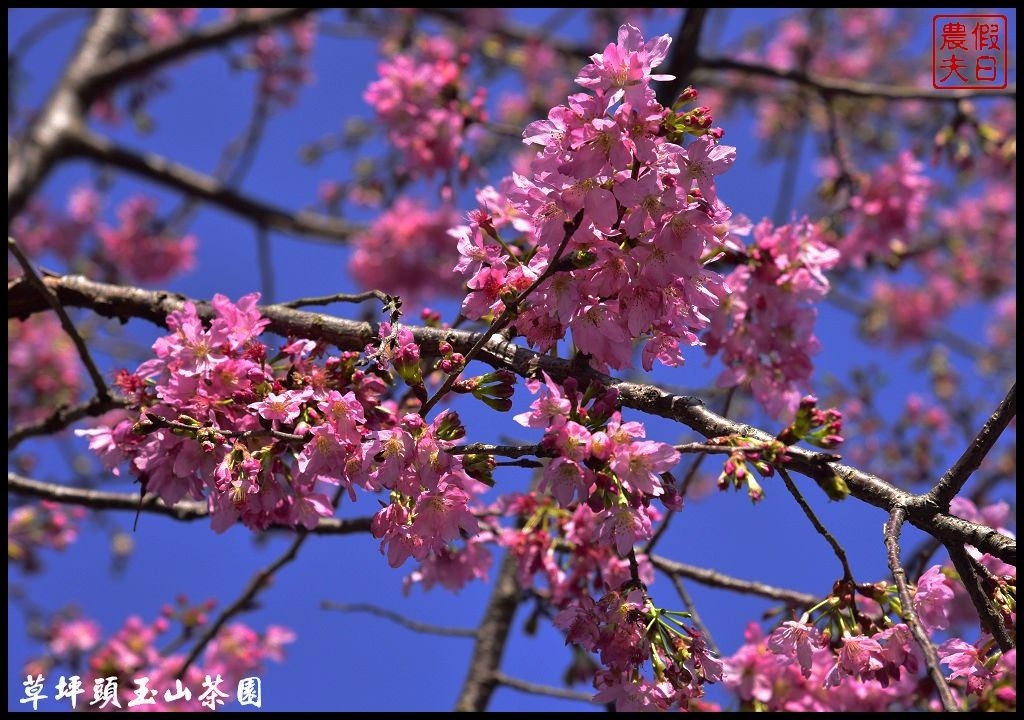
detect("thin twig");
top-left (420, 210), bottom-right (583, 417)
top-left (177, 529), bottom-right (310, 676)
top-left (645, 387), bottom-right (737, 555)
top-left (7, 472), bottom-right (372, 535)
top-left (491, 672), bottom-right (596, 704)
top-left (256, 226), bottom-right (274, 304)
top-left (83, 9), bottom-right (318, 96)
top-left (8, 237), bottom-right (110, 402)
top-left (779, 467), bottom-right (854, 582)
top-left (8, 394), bottom-right (126, 450)
top-left (667, 572), bottom-right (719, 657)
top-left (883, 507), bottom-right (959, 712)
top-left (321, 601), bottom-right (477, 638)
top-left (65, 126), bottom-right (361, 243)
top-left (651, 555), bottom-right (816, 606)
top-left (696, 55), bottom-right (1016, 102)
top-left (281, 289), bottom-right (394, 310)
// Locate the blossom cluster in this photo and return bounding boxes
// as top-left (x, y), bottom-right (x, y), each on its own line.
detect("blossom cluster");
top-left (139, 8), bottom-right (199, 45)
top-left (8, 314), bottom-right (83, 426)
top-left (349, 198), bottom-right (464, 303)
top-left (77, 293), bottom-right (374, 532)
top-left (833, 389), bottom-right (955, 487)
top-left (710, 395), bottom-right (846, 502)
top-left (364, 34), bottom-right (487, 179)
top-left (231, 12), bottom-right (317, 108)
top-left (97, 196), bottom-right (197, 283)
top-left (704, 219), bottom-right (839, 417)
top-left (726, 498), bottom-right (1016, 711)
top-left (23, 598), bottom-right (292, 712)
top-left (452, 23), bottom-right (738, 372)
top-left (8, 502), bottom-right (85, 573)
top-left (555, 588), bottom-right (723, 710)
top-left (837, 151), bottom-right (931, 268)
top-left (11, 186), bottom-right (196, 285)
top-left (863, 178), bottom-right (1016, 347)
top-left (515, 373), bottom-right (680, 554)
top-left (75, 298), bottom-right (499, 587)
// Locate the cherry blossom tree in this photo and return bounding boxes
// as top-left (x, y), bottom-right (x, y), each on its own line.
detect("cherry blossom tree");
top-left (8, 8), bottom-right (1016, 712)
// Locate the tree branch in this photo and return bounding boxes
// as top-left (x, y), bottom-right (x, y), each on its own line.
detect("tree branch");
top-left (651, 555), bottom-right (817, 606)
top-left (64, 126), bottom-right (360, 242)
top-left (82, 9), bottom-right (317, 99)
top-left (281, 289), bottom-right (395, 310)
top-left (946, 542), bottom-right (1015, 652)
top-left (644, 386), bottom-right (737, 555)
top-left (666, 572), bottom-right (719, 657)
top-left (656, 8), bottom-right (709, 106)
top-left (321, 601), bottom-right (477, 638)
top-left (8, 274), bottom-right (1016, 565)
top-left (454, 552), bottom-right (522, 711)
top-left (177, 529), bottom-right (310, 677)
top-left (8, 394), bottom-right (125, 451)
top-left (491, 672), bottom-right (596, 704)
top-left (8, 9), bottom-right (127, 218)
top-left (695, 55), bottom-right (1017, 102)
top-left (883, 507), bottom-right (959, 712)
top-left (7, 472), bottom-right (372, 536)
top-left (8, 237), bottom-right (111, 403)
top-left (927, 383), bottom-right (1016, 510)
top-left (779, 467), bottom-right (854, 582)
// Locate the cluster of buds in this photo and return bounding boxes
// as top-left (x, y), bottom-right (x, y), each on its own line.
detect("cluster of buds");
top-left (709, 435), bottom-right (790, 503)
top-left (420, 307), bottom-right (443, 327)
top-left (458, 452), bottom-right (498, 487)
top-left (435, 341), bottom-right (466, 374)
top-left (161, 595), bottom-right (218, 631)
top-left (666, 86), bottom-right (724, 142)
top-left (777, 395), bottom-right (845, 449)
top-left (452, 369), bottom-right (516, 411)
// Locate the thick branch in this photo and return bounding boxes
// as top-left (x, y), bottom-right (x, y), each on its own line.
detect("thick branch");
top-left (656, 8), bottom-right (709, 106)
top-left (651, 555), bottom-right (816, 606)
top-left (8, 9), bottom-right (126, 218)
top-left (7, 472), bottom-right (372, 535)
top-left (65, 127), bottom-right (360, 242)
top-left (82, 9), bottom-right (317, 99)
top-left (454, 552), bottom-right (522, 711)
top-left (8, 274), bottom-right (1016, 565)
top-left (928, 383), bottom-right (1016, 510)
top-left (883, 507), bottom-right (959, 712)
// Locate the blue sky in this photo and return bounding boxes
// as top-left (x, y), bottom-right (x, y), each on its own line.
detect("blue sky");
top-left (8, 8), bottom-right (1016, 712)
